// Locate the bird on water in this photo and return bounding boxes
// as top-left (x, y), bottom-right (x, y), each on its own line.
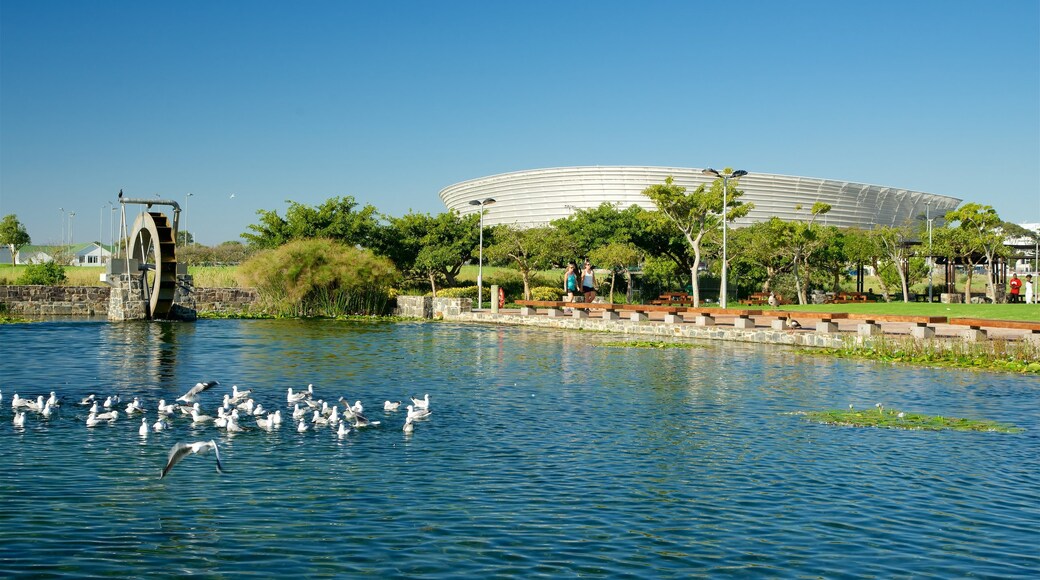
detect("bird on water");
top-left (160, 440), bottom-right (224, 479)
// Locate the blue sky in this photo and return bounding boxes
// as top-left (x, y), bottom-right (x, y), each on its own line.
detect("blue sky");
top-left (1, 0), bottom-right (1037, 245)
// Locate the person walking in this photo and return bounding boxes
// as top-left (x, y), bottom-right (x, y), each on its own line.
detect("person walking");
top-left (1009, 273), bottom-right (1022, 303)
top-left (1025, 274), bottom-right (1034, 305)
top-left (564, 261), bottom-right (579, 303)
top-left (581, 259), bottom-right (597, 303)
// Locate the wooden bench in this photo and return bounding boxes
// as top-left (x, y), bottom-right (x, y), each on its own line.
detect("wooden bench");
top-left (947, 317), bottom-right (1040, 343)
top-left (845, 313), bottom-right (948, 339)
top-left (514, 300), bottom-right (569, 317)
top-left (685, 308), bottom-right (764, 329)
top-left (569, 302), bottom-right (623, 320)
top-left (615, 303), bottom-right (683, 323)
top-left (768, 311), bottom-right (850, 333)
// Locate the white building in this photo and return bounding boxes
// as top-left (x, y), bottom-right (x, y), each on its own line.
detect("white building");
top-left (440, 166), bottom-right (962, 230)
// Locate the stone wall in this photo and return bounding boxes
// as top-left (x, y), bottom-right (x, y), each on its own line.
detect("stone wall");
top-left (1, 286), bottom-right (260, 317)
top-left (0, 286), bottom-right (111, 316)
top-left (396, 296), bottom-right (432, 318)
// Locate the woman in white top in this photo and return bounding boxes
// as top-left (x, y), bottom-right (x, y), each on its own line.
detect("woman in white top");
top-left (581, 260), bottom-right (597, 303)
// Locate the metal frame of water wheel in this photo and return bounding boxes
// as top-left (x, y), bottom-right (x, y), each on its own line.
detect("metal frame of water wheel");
top-left (129, 211), bottom-right (178, 319)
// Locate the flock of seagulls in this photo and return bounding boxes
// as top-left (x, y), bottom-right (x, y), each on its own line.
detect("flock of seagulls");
top-left (1, 383), bottom-right (434, 479)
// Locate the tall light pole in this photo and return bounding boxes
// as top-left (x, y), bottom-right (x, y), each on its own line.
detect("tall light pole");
top-left (59, 207), bottom-right (65, 246)
top-left (468, 198), bottom-right (496, 310)
top-left (68, 211), bottom-right (76, 247)
top-left (702, 168), bottom-right (748, 308)
top-left (185, 192), bottom-right (193, 245)
top-left (926, 204), bottom-right (934, 303)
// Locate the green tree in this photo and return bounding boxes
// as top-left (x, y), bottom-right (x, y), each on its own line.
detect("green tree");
top-left (0, 214), bottom-right (31, 266)
top-left (642, 174), bottom-right (751, 306)
top-left (589, 242), bottom-right (641, 302)
top-left (374, 210), bottom-right (481, 293)
top-left (485, 225), bottom-right (577, 300)
top-left (787, 202), bottom-right (831, 304)
top-left (869, 224), bottom-right (917, 302)
top-left (552, 203), bottom-right (644, 259)
top-left (728, 218), bottom-right (792, 295)
top-left (242, 196), bottom-right (380, 250)
top-left (944, 203), bottom-right (1008, 301)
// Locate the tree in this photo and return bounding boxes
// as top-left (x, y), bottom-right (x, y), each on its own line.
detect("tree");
top-left (552, 203), bottom-right (644, 258)
top-left (728, 218), bottom-right (792, 294)
top-left (241, 196), bottom-right (380, 250)
top-left (589, 243), bottom-right (641, 302)
top-left (944, 203), bottom-right (1008, 301)
top-left (786, 202), bottom-right (831, 304)
top-left (374, 210), bottom-right (481, 293)
top-left (869, 224), bottom-right (917, 302)
top-left (642, 174), bottom-right (751, 306)
top-left (485, 225), bottom-right (577, 300)
top-left (0, 214), bottom-right (31, 266)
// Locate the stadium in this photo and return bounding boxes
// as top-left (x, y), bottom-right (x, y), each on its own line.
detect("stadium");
top-left (439, 166), bottom-right (962, 229)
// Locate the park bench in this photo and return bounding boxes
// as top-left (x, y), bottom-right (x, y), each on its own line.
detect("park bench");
top-left (514, 300), bottom-right (569, 317)
top-left (829, 292), bottom-right (870, 304)
top-left (740, 292), bottom-right (789, 306)
top-left (569, 302), bottom-right (623, 320)
top-left (684, 307), bottom-right (764, 329)
top-left (768, 311), bottom-right (850, 333)
top-left (615, 303), bottom-right (683, 323)
top-left (947, 317), bottom-right (1040, 344)
top-left (845, 313), bottom-right (947, 339)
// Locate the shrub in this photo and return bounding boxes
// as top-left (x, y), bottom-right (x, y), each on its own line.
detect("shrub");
top-left (237, 238), bottom-right (401, 317)
top-left (433, 285), bottom-right (491, 301)
top-left (17, 262), bottom-right (67, 285)
top-left (531, 286), bottom-right (563, 301)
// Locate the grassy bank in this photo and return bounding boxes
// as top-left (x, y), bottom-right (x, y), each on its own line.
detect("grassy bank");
top-left (0, 264), bottom-right (239, 288)
top-left (776, 302), bottom-right (1040, 322)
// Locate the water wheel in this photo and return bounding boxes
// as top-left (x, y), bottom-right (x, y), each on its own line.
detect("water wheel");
top-left (129, 211), bottom-right (178, 319)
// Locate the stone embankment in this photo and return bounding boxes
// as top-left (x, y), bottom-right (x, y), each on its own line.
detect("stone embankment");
top-left (1, 286), bottom-right (258, 317)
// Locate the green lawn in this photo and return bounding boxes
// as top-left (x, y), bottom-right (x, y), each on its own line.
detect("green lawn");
top-left (774, 302), bottom-right (1040, 322)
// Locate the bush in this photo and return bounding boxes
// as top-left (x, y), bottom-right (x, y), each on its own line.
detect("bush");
top-left (17, 262), bottom-right (67, 285)
top-left (237, 238), bottom-right (401, 317)
top-left (531, 286), bottom-right (564, 301)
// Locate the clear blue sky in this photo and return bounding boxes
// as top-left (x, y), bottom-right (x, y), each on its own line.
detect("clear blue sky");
top-left (2, 0), bottom-right (1037, 246)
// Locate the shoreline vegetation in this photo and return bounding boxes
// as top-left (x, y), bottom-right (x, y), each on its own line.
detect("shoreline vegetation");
top-left (797, 405), bottom-right (1024, 433)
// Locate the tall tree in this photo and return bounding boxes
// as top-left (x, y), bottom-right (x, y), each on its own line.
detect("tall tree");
top-left (485, 225), bottom-right (577, 300)
top-left (944, 203), bottom-right (1008, 301)
top-left (551, 203), bottom-right (643, 259)
top-left (242, 196), bottom-right (380, 249)
top-left (0, 214), bottom-right (31, 266)
top-left (786, 202), bottom-right (832, 304)
top-left (869, 224), bottom-right (916, 302)
top-left (642, 174), bottom-right (751, 306)
top-left (589, 242), bottom-right (642, 302)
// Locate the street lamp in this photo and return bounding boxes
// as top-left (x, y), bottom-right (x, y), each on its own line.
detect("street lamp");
top-left (702, 168), bottom-right (748, 308)
top-left (926, 205), bottom-right (935, 303)
top-left (59, 207), bottom-right (65, 246)
top-left (185, 192), bottom-right (194, 245)
top-left (468, 198), bottom-right (496, 310)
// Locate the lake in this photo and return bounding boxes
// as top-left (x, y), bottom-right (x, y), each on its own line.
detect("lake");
top-left (1, 319), bottom-right (1037, 578)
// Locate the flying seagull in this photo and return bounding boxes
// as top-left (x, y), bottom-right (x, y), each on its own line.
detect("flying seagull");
top-left (160, 440), bottom-right (224, 479)
top-left (176, 380), bottom-right (220, 404)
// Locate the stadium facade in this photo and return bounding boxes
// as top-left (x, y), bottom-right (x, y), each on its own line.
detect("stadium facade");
top-left (439, 166), bottom-right (962, 229)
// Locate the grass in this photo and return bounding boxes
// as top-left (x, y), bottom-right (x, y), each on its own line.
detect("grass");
top-left (0, 264), bottom-right (240, 288)
top-left (601, 340), bottom-right (703, 349)
top-left (799, 405), bottom-right (1024, 433)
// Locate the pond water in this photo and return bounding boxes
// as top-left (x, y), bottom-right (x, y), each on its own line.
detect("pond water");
top-left (1, 319), bottom-right (1037, 578)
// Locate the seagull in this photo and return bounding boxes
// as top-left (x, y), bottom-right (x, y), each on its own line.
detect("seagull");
top-left (270, 410), bottom-right (282, 426)
top-left (229, 193), bottom-right (235, 199)
top-left (159, 440), bottom-right (224, 479)
top-left (403, 416), bottom-right (414, 434)
top-left (94, 409), bottom-right (119, 422)
top-left (25, 395), bottom-right (46, 413)
top-left (256, 414), bottom-right (275, 431)
top-left (297, 420), bottom-right (309, 433)
top-left (177, 380), bottom-right (220, 404)
top-left (13, 411), bottom-right (26, 428)
top-left (406, 405), bottom-right (431, 422)
top-left (79, 394), bottom-right (96, 406)
top-left (46, 391), bottom-right (60, 407)
top-left (125, 397), bottom-right (144, 414)
top-left (41, 402), bottom-right (53, 418)
top-left (139, 417), bottom-right (149, 437)
top-left (411, 394), bottom-right (430, 411)
top-left (228, 385), bottom-right (252, 405)
top-left (191, 405), bottom-right (215, 424)
top-left (384, 400), bottom-right (401, 412)
top-left (289, 388), bottom-right (307, 407)
top-left (152, 418), bottom-right (170, 432)
top-left (350, 400), bottom-right (364, 415)
top-left (157, 399), bottom-right (176, 415)
top-left (337, 422), bottom-right (350, 438)
top-left (292, 404), bottom-right (306, 420)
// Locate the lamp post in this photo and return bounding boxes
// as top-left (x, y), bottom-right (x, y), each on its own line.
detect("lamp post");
top-left (702, 168), bottom-right (748, 308)
top-left (59, 207), bottom-right (65, 246)
top-left (468, 198), bottom-right (496, 309)
top-left (68, 211), bottom-right (76, 246)
top-left (926, 205), bottom-right (934, 303)
top-left (185, 192), bottom-right (193, 246)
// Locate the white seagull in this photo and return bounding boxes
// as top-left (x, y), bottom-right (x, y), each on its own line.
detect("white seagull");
top-left (406, 405), bottom-right (431, 422)
top-left (160, 440), bottom-right (224, 479)
top-left (410, 394), bottom-right (430, 411)
top-left (79, 394), bottom-right (96, 405)
top-left (139, 417), bottom-right (149, 437)
top-left (384, 400), bottom-right (401, 412)
top-left (177, 380), bottom-right (220, 404)
top-left (13, 411), bottom-right (26, 428)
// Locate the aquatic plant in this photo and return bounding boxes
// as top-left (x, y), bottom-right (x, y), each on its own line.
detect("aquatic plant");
top-left (799, 405), bottom-right (1024, 433)
top-left (601, 340), bottom-right (702, 349)
top-left (807, 335), bottom-right (1040, 374)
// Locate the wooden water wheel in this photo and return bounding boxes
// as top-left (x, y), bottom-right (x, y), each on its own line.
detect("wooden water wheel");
top-left (128, 211), bottom-right (179, 319)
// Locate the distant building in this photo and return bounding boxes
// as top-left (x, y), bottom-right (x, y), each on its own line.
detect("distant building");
top-left (440, 166), bottom-right (962, 230)
top-left (6, 243), bottom-right (113, 267)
